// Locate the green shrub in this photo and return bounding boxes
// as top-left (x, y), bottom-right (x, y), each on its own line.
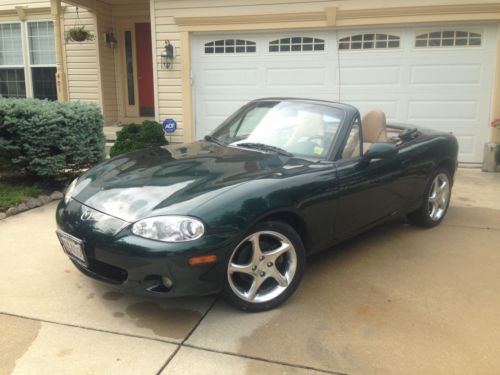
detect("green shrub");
top-left (0, 98), bottom-right (105, 179)
top-left (109, 120), bottom-right (167, 158)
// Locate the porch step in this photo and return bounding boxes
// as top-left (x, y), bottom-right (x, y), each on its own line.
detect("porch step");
top-left (105, 142), bottom-right (114, 158)
top-left (103, 126), bottom-right (121, 142)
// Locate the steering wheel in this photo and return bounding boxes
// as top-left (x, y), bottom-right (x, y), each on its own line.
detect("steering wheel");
top-left (305, 135), bottom-right (325, 146)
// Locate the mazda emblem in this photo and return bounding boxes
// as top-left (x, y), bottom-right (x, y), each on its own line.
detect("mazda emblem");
top-left (81, 208), bottom-right (93, 221)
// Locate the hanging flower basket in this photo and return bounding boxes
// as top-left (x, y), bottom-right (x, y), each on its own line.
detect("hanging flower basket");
top-left (491, 118), bottom-right (500, 129)
top-left (65, 26), bottom-right (94, 43)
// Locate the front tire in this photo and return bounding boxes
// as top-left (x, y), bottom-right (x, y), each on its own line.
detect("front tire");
top-left (224, 221), bottom-right (306, 312)
top-left (408, 168), bottom-right (452, 227)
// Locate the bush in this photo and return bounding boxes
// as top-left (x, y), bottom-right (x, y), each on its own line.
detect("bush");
top-left (109, 120), bottom-right (167, 158)
top-left (0, 98), bottom-right (105, 179)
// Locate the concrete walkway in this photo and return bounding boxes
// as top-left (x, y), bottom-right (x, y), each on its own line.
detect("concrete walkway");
top-left (1, 168), bottom-right (499, 374)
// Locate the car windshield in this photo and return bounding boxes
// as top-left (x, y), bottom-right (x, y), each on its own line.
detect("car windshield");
top-left (210, 101), bottom-right (345, 159)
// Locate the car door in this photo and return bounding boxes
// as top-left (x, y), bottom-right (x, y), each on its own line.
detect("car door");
top-left (333, 116), bottom-right (413, 240)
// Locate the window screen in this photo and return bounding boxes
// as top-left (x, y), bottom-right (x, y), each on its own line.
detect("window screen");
top-left (0, 23), bottom-right (26, 98)
top-left (0, 23), bottom-right (24, 65)
top-left (28, 21), bottom-right (56, 65)
top-left (0, 69), bottom-right (26, 98)
top-left (28, 21), bottom-right (57, 100)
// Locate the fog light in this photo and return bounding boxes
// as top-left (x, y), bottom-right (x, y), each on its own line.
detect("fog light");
top-left (162, 276), bottom-right (174, 288)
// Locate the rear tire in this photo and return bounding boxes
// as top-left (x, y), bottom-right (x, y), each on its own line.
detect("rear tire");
top-left (224, 221), bottom-right (306, 312)
top-left (408, 168), bottom-right (452, 227)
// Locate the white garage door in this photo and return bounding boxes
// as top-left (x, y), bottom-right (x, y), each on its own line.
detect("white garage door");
top-left (191, 24), bottom-right (497, 162)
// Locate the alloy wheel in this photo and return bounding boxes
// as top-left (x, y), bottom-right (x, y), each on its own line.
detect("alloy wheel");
top-left (227, 230), bottom-right (297, 303)
top-left (428, 173), bottom-right (450, 221)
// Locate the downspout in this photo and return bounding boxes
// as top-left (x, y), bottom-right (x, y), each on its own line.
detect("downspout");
top-left (51, 0), bottom-right (68, 101)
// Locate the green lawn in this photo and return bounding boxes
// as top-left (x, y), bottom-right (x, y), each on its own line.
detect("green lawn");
top-left (0, 182), bottom-right (42, 210)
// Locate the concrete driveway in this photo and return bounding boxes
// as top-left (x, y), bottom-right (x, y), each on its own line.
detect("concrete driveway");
top-left (1, 168), bottom-right (499, 375)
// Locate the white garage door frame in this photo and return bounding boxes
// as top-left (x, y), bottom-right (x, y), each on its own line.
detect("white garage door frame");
top-left (191, 23), bottom-right (498, 163)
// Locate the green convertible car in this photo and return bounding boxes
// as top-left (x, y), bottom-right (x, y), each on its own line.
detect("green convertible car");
top-left (56, 98), bottom-right (458, 311)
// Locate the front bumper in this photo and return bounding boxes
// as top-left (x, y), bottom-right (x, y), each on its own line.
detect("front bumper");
top-left (56, 198), bottom-right (236, 297)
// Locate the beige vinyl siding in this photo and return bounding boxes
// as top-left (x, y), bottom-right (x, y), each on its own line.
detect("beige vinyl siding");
top-left (62, 4), bottom-right (100, 106)
top-left (0, 1), bottom-right (49, 13)
top-left (95, 1), bottom-right (118, 125)
top-left (111, 2), bottom-right (150, 18)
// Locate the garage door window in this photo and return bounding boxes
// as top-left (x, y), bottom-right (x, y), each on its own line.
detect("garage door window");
top-left (269, 37), bottom-right (325, 52)
top-left (415, 31), bottom-right (482, 47)
top-left (204, 40), bottom-right (256, 54)
top-left (338, 34), bottom-right (400, 50)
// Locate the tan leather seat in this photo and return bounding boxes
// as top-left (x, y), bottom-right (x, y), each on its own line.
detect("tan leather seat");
top-left (286, 112), bottom-right (324, 147)
top-left (361, 109), bottom-right (388, 153)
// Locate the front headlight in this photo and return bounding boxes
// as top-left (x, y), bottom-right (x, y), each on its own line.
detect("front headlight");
top-left (64, 178), bottom-right (78, 204)
top-left (131, 216), bottom-right (205, 242)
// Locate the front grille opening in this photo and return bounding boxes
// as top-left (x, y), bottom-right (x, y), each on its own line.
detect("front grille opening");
top-left (88, 258), bottom-right (128, 284)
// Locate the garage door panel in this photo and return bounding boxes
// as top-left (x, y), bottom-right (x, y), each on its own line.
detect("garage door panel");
top-left (341, 66), bottom-right (401, 86)
top-left (408, 100), bottom-right (478, 120)
top-left (203, 100), bottom-right (249, 117)
top-left (410, 64), bottom-right (482, 85)
top-left (266, 67), bottom-right (327, 87)
top-left (454, 135), bottom-right (476, 159)
top-left (201, 68), bottom-right (258, 87)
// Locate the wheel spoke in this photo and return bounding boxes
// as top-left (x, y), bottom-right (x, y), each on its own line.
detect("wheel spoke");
top-left (249, 233), bottom-right (263, 263)
top-left (246, 276), bottom-right (264, 300)
top-left (265, 242), bottom-right (291, 261)
top-left (228, 263), bottom-right (253, 275)
top-left (429, 202), bottom-right (437, 219)
top-left (270, 267), bottom-right (288, 287)
top-left (429, 181), bottom-right (436, 197)
top-left (439, 194), bottom-right (447, 208)
top-left (438, 179), bottom-right (448, 193)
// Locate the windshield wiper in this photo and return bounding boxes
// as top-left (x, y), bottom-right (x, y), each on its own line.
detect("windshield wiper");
top-left (204, 135), bottom-right (226, 146)
top-left (236, 142), bottom-right (294, 157)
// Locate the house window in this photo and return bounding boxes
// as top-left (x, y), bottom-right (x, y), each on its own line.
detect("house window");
top-left (204, 40), bottom-right (256, 54)
top-left (338, 34), bottom-right (400, 50)
top-left (269, 37), bottom-right (325, 52)
top-left (0, 23), bottom-right (26, 98)
top-left (0, 21), bottom-right (57, 100)
top-left (28, 21), bottom-right (57, 100)
top-left (415, 30), bottom-right (482, 48)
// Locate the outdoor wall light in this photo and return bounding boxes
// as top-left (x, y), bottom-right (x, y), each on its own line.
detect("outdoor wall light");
top-left (161, 40), bottom-right (176, 69)
top-left (104, 31), bottom-right (117, 49)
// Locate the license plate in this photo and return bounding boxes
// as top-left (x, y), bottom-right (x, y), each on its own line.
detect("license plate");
top-left (56, 230), bottom-right (87, 266)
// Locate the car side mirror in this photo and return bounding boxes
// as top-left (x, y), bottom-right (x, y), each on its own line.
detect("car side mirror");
top-left (362, 142), bottom-right (398, 161)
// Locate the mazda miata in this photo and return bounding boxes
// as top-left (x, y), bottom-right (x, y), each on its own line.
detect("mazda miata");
top-left (56, 98), bottom-right (458, 311)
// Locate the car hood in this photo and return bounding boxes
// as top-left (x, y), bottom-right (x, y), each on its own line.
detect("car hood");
top-left (71, 141), bottom-right (310, 222)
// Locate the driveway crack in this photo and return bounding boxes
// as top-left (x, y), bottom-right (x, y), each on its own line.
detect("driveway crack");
top-left (155, 295), bottom-right (220, 375)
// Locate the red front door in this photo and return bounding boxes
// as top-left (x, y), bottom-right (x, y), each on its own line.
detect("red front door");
top-left (135, 23), bottom-right (154, 117)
